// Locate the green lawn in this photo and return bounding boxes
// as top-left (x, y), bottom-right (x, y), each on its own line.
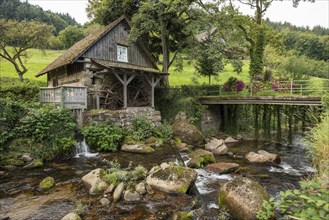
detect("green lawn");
top-left (0, 48), bottom-right (63, 83)
top-left (0, 48), bottom-right (250, 86)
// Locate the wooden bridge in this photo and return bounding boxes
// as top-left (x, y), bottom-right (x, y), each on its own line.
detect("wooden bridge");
top-left (199, 96), bottom-right (323, 106)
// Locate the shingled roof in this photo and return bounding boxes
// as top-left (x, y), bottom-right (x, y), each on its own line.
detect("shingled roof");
top-left (36, 16), bottom-right (158, 77)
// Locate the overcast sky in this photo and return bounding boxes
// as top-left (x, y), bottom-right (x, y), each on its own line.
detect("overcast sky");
top-left (27, 0), bottom-right (329, 28)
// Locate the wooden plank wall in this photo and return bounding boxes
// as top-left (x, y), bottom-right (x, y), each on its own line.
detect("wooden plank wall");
top-left (82, 21), bottom-right (154, 68)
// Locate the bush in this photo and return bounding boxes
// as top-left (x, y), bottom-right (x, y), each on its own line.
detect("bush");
top-left (81, 123), bottom-right (124, 151)
top-left (132, 116), bottom-right (154, 141)
top-left (257, 181), bottom-right (329, 220)
top-left (16, 105), bottom-right (77, 160)
top-left (223, 77), bottom-right (245, 93)
top-left (154, 121), bottom-right (173, 141)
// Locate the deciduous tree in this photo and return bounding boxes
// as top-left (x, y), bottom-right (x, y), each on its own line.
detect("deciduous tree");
top-left (0, 19), bottom-right (54, 81)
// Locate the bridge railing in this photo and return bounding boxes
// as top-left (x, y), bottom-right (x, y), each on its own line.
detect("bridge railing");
top-left (180, 79), bottom-right (329, 97)
top-left (40, 86), bottom-right (87, 110)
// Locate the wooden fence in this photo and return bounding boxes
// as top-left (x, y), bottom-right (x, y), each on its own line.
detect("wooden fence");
top-left (40, 86), bottom-right (87, 110)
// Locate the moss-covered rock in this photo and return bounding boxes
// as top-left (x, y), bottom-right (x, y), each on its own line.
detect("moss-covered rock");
top-left (172, 120), bottom-right (204, 146)
top-left (2, 165), bottom-right (17, 171)
top-left (23, 159), bottom-right (43, 169)
top-left (175, 211), bottom-right (193, 220)
top-left (61, 212), bottom-right (81, 220)
top-left (121, 144), bottom-right (155, 153)
top-left (146, 163), bottom-right (198, 194)
top-left (0, 158), bottom-right (25, 166)
top-left (39, 176), bottom-right (55, 191)
top-left (219, 177), bottom-right (269, 220)
top-left (145, 136), bottom-right (163, 147)
top-left (187, 149), bottom-right (215, 168)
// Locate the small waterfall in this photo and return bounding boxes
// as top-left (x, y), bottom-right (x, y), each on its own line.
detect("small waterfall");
top-left (74, 138), bottom-right (99, 158)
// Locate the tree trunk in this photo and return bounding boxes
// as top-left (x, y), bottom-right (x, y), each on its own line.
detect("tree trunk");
top-left (209, 74), bottom-right (211, 85)
top-left (160, 21), bottom-right (169, 86)
top-left (18, 73), bottom-right (24, 82)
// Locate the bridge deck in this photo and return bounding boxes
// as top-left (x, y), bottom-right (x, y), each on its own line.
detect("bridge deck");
top-left (199, 96), bottom-right (322, 106)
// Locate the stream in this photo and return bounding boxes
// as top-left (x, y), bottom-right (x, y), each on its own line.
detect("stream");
top-left (0, 136), bottom-right (315, 220)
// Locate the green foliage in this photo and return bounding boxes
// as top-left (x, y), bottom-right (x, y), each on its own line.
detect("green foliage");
top-left (104, 172), bottom-right (118, 185)
top-left (154, 121), bottom-right (173, 141)
top-left (16, 105), bottom-right (77, 160)
top-left (130, 165), bottom-right (148, 181)
top-left (132, 116), bottom-right (154, 141)
top-left (278, 55), bottom-right (311, 80)
top-left (48, 36), bottom-right (64, 50)
top-left (59, 25), bottom-right (84, 49)
top-left (81, 123), bottom-right (124, 151)
top-left (0, 19), bottom-right (54, 80)
top-left (250, 28), bottom-right (266, 79)
top-left (257, 181), bottom-right (329, 220)
top-left (74, 201), bottom-right (87, 216)
top-left (0, 77), bottom-right (42, 101)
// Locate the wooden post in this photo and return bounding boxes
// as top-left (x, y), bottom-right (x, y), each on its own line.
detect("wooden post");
top-left (276, 106), bottom-right (282, 143)
top-left (96, 93), bottom-right (100, 109)
top-left (114, 72), bottom-right (136, 108)
top-left (290, 80), bottom-right (293, 95)
top-left (254, 105), bottom-right (259, 140)
top-left (146, 75), bottom-right (162, 108)
top-left (60, 87), bottom-right (65, 108)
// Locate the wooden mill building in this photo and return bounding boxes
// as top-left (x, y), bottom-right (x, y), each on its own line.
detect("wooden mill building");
top-left (37, 16), bottom-right (166, 110)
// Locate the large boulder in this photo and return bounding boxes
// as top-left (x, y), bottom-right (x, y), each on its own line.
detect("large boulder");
top-left (187, 149), bottom-right (216, 168)
top-left (224, 137), bottom-right (239, 143)
top-left (146, 163), bottom-right (198, 194)
top-left (172, 120), bottom-right (204, 146)
top-left (207, 162), bottom-right (239, 174)
top-left (246, 150), bottom-right (280, 164)
top-left (219, 177), bottom-right (269, 220)
top-left (23, 159), bottom-right (43, 169)
top-left (121, 144), bottom-right (155, 153)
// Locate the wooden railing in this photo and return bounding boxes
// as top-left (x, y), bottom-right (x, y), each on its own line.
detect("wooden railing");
top-left (40, 86), bottom-right (87, 110)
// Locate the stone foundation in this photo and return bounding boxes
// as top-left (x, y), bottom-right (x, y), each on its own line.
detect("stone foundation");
top-left (200, 106), bottom-right (221, 136)
top-left (85, 107), bottom-right (162, 127)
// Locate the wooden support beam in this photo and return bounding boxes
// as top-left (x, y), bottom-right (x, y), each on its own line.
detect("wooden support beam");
top-left (146, 75), bottom-right (163, 108)
top-left (114, 72), bottom-right (136, 108)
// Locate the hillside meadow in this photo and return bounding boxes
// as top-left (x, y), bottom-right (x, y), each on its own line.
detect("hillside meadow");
top-left (0, 48), bottom-right (250, 86)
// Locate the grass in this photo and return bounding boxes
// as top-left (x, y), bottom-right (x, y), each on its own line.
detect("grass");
top-left (0, 48), bottom-right (63, 83)
top-left (0, 48), bottom-right (250, 86)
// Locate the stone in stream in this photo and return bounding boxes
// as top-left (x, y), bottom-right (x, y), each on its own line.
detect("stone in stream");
top-left (23, 159), bottom-right (43, 169)
top-left (224, 136), bottom-right (239, 143)
top-left (21, 153), bottom-right (33, 162)
top-left (207, 162), bottom-right (239, 174)
top-left (0, 171), bottom-right (5, 176)
top-left (172, 118), bottom-right (204, 146)
top-left (187, 149), bottom-right (216, 168)
top-left (39, 176), bottom-right (55, 191)
top-left (121, 144), bottom-right (155, 153)
top-left (81, 168), bottom-right (104, 188)
top-left (124, 190), bottom-right (141, 202)
top-left (145, 184), bottom-right (154, 194)
top-left (89, 180), bottom-right (109, 195)
top-left (205, 138), bottom-right (228, 155)
top-left (135, 182), bottom-right (146, 195)
top-left (146, 163), bottom-right (198, 194)
top-left (246, 150), bottom-right (280, 164)
top-left (104, 183), bottom-right (115, 194)
top-left (100, 198), bottom-right (110, 206)
top-left (113, 182), bottom-right (125, 202)
top-left (219, 177), bottom-right (269, 220)
top-left (61, 212), bottom-right (81, 220)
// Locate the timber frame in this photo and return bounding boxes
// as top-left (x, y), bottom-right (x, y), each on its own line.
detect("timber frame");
top-left (37, 16), bottom-right (167, 110)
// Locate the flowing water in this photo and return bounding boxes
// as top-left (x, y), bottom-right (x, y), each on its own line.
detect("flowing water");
top-left (74, 138), bottom-right (99, 158)
top-left (0, 136), bottom-right (315, 219)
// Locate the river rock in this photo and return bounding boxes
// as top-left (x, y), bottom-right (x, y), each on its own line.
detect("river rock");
top-left (0, 171), bottom-right (5, 176)
top-left (224, 137), bottom-right (239, 143)
top-left (205, 138), bottom-right (224, 150)
top-left (145, 184), bottom-right (154, 194)
top-left (172, 119), bottom-right (204, 146)
top-left (219, 177), bottom-right (269, 220)
top-left (146, 136), bottom-right (163, 147)
top-left (258, 150), bottom-right (281, 164)
top-left (39, 176), bottom-right (55, 191)
top-left (246, 150), bottom-right (280, 164)
top-left (124, 190), bottom-right (141, 202)
top-left (89, 180), bottom-right (109, 195)
top-left (187, 149), bottom-right (216, 168)
top-left (121, 144), bottom-right (155, 153)
top-left (105, 183), bottom-right (115, 194)
top-left (23, 159), bottom-right (43, 169)
top-left (22, 153), bottom-right (33, 162)
top-left (2, 158), bottom-right (25, 166)
top-left (146, 163), bottom-right (198, 194)
top-left (135, 182), bottom-right (146, 194)
top-left (113, 182), bottom-right (125, 202)
top-left (207, 162), bottom-right (239, 174)
top-left (100, 198), bottom-right (110, 206)
top-left (61, 212), bottom-right (81, 220)
top-left (82, 168), bottom-right (104, 188)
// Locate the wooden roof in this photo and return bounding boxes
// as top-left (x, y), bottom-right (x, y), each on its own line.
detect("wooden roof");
top-left (36, 16), bottom-right (159, 77)
top-left (92, 59), bottom-right (168, 75)
top-left (196, 27), bottom-right (217, 42)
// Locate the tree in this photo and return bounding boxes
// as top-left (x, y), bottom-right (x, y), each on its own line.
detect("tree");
top-left (86, 0), bottom-right (142, 25)
top-left (0, 19), bottom-right (54, 81)
top-left (129, 0), bottom-right (196, 85)
top-left (58, 25), bottom-right (84, 49)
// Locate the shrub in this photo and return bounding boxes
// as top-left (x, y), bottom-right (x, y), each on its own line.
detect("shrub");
top-left (154, 121), bottom-right (173, 141)
top-left (81, 123), bottom-right (124, 151)
top-left (223, 77), bottom-right (245, 93)
top-left (130, 165), bottom-right (148, 181)
top-left (257, 181), bottom-right (329, 220)
top-left (16, 105), bottom-right (77, 160)
top-left (132, 116), bottom-right (154, 141)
